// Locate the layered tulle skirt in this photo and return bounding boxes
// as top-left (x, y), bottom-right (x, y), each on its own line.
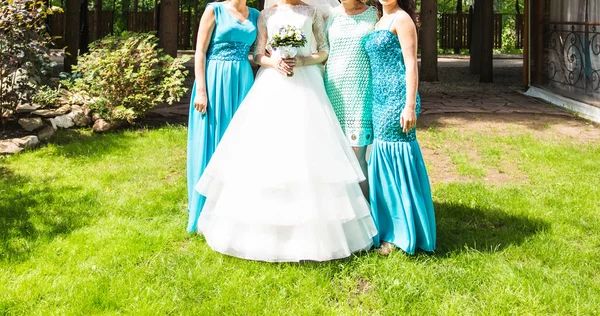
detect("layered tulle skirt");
top-left (368, 139), bottom-right (436, 254)
top-left (195, 65), bottom-right (377, 262)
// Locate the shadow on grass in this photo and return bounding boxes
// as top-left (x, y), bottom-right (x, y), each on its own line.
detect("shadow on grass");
top-left (0, 164), bottom-right (100, 262)
top-left (433, 201), bottom-right (549, 255)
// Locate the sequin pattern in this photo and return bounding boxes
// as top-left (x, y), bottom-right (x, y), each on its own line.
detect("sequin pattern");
top-left (364, 30), bottom-right (420, 143)
top-left (208, 42), bottom-right (252, 61)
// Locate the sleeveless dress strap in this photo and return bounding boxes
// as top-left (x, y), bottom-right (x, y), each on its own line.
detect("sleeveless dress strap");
top-left (387, 12), bottom-right (398, 30)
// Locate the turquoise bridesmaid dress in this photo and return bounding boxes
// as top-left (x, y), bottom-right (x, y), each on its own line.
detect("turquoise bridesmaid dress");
top-left (364, 18), bottom-right (436, 254)
top-left (187, 2), bottom-right (259, 232)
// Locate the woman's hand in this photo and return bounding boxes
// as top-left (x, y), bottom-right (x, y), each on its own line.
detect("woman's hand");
top-left (194, 91), bottom-right (208, 115)
top-left (285, 56), bottom-right (304, 68)
top-left (271, 57), bottom-right (294, 75)
top-left (400, 106), bottom-right (417, 133)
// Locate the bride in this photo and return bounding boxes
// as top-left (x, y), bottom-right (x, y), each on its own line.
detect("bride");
top-left (194, 0), bottom-right (376, 262)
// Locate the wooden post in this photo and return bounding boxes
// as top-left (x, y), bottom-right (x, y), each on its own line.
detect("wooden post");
top-left (469, 0), bottom-right (482, 74)
top-left (79, 0), bottom-right (90, 54)
top-left (159, 0), bottom-right (178, 57)
top-left (455, 0), bottom-right (463, 54)
top-left (64, 0), bottom-right (81, 71)
top-left (94, 0), bottom-right (102, 40)
top-left (420, 0), bottom-right (438, 82)
top-left (522, 0), bottom-right (529, 87)
top-left (530, 0), bottom-right (544, 86)
top-left (480, 0), bottom-right (493, 82)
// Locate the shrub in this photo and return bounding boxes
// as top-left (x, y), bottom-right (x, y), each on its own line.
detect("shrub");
top-left (0, 0), bottom-right (57, 121)
top-left (69, 32), bottom-right (189, 123)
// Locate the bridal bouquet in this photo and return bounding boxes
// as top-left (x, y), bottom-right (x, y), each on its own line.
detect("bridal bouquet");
top-left (268, 25), bottom-right (307, 77)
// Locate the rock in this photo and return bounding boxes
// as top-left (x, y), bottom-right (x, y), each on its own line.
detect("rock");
top-left (10, 135), bottom-right (39, 149)
top-left (0, 141), bottom-right (22, 154)
top-left (91, 113), bottom-right (102, 121)
top-left (18, 117), bottom-right (44, 131)
top-left (67, 109), bottom-right (92, 127)
top-left (53, 114), bottom-right (74, 129)
top-left (82, 106), bottom-right (92, 117)
top-left (16, 103), bottom-right (40, 113)
top-left (93, 119), bottom-right (111, 133)
top-left (31, 105), bottom-right (70, 117)
top-left (37, 125), bottom-right (55, 140)
top-left (48, 118), bottom-right (58, 130)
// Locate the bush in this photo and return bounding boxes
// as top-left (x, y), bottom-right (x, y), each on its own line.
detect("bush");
top-left (69, 32), bottom-right (189, 123)
top-left (0, 0), bottom-right (58, 121)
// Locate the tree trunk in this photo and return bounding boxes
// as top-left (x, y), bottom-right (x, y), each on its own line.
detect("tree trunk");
top-left (420, 0), bottom-right (438, 82)
top-left (469, 0), bottom-right (482, 74)
top-left (159, 0), bottom-right (179, 57)
top-left (64, 0), bottom-right (81, 71)
top-left (480, 0), bottom-right (494, 82)
top-left (94, 0), bottom-right (102, 40)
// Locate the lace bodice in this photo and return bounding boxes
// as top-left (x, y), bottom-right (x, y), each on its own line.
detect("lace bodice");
top-left (254, 4), bottom-right (328, 58)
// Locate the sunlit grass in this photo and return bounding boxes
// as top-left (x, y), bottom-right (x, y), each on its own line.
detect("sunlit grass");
top-left (1, 122), bottom-right (599, 315)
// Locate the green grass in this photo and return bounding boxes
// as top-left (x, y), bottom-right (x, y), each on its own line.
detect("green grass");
top-left (1, 123), bottom-right (599, 315)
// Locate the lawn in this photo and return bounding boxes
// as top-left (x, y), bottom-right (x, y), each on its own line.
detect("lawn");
top-left (1, 118), bottom-right (599, 315)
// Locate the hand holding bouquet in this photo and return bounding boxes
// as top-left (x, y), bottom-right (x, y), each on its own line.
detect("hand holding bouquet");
top-left (268, 25), bottom-right (307, 77)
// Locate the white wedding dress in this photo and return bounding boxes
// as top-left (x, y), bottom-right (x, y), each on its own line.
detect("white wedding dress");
top-left (195, 3), bottom-right (377, 262)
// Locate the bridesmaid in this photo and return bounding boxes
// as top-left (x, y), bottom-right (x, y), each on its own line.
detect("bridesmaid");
top-left (187, 0), bottom-right (260, 232)
top-left (325, 0), bottom-right (378, 199)
top-left (364, 0), bottom-right (436, 255)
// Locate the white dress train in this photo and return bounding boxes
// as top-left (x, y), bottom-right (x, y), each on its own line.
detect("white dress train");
top-left (195, 3), bottom-right (377, 262)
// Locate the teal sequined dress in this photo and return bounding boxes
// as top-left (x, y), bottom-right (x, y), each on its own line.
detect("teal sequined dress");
top-left (325, 7), bottom-right (378, 147)
top-left (364, 19), bottom-right (436, 254)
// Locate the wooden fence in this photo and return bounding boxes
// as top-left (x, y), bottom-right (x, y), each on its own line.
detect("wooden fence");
top-left (49, 11), bottom-right (114, 48)
top-left (439, 13), bottom-right (524, 50)
top-left (49, 11), bottom-right (194, 50)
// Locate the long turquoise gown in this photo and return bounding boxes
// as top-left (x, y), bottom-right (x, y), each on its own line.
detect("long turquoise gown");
top-left (364, 18), bottom-right (436, 254)
top-left (187, 2), bottom-right (259, 232)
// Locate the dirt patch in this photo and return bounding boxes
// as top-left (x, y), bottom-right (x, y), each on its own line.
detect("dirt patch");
top-left (416, 112), bottom-right (598, 185)
top-left (420, 113), bottom-right (600, 143)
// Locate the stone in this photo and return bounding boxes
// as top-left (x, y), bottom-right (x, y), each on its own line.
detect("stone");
top-left (10, 135), bottom-right (39, 149)
top-left (91, 113), bottom-right (102, 121)
top-left (67, 109), bottom-right (92, 127)
top-left (16, 103), bottom-right (40, 113)
top-left (53, 114), bottom-right (74, 129)
top-left (18, 117), bottom-right (44, 131)
top-left (92, 119), bottom-right (111, 133)
top-left (48, 118), bottom-right (58, 130)
top-left (37, 125), bottom-right (55, 140)
top-left (82, 106), bottom-right (92, 117)
top-left (0, 141), bottom-right (22, 154)
top-left (31, 105), bottom-right (70, 117)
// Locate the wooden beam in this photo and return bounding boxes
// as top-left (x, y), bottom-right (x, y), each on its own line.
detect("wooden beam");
top-left (480, 0), bottom-right (494, 82)
top-left (469, 0), bottom-right (482, 74)
top-left (522, 0), bottom-right (529, 87)
top-left (420, 0), bottom-right (438, 82)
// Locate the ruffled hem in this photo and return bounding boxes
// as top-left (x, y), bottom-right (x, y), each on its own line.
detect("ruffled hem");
top-left (198, 211), bottom-right (376, 262)
top-left (369, 139), bottom-right (436, 254)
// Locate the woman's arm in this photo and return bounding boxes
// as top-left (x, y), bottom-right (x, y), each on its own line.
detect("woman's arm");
top-left (193, 5), bottom-right (216, 114)
top-left (393, 11), bottom-right (419, 133)
top-left (292, 7), bottom-right (328, 67)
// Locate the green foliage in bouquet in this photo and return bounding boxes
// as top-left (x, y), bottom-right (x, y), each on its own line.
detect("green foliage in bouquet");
top-left (267, 25), bottom-right (307, 48)
top-left (0, 0), bottom-right (58, 121)
top-left (69, 32), bottom-right (189, 123)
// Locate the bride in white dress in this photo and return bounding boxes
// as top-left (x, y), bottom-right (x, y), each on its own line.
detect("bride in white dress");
top-left (194, 0), bottom-right (377, 262)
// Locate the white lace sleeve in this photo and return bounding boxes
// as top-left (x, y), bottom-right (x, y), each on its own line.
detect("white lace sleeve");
top-left (312, 7), bottom-right (329, 53)
top-left (253, 11), bottom-right (269, 59)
